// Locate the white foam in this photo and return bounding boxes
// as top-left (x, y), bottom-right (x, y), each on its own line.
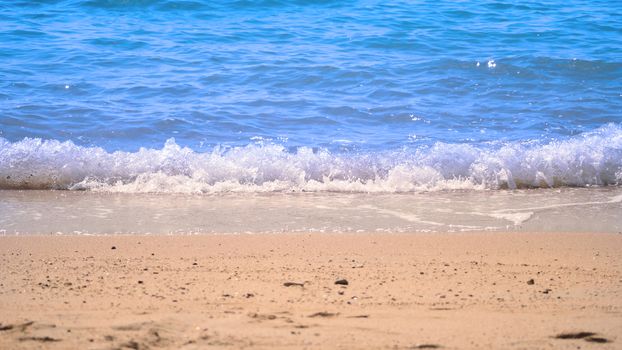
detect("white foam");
top-left (0, 124), bottom-right (621, 193)
top-left (487, 211), bottom-right (534, 226)
top-left (358, 205), bottom-right (446, 226)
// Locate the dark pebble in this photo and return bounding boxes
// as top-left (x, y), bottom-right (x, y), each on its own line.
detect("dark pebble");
top-left (283, 282), bottom-right (305, 287)
top-left (309, 312), bottom-right (337, 318)
top-left (111, 246), bottom-right (116, 250)
top-left (413, 345), bottom-right (441, 349)
top-left (585, 336), bottom-right (610, 343)
top-left (527, 279), bottom-right (535, 285)
top-left (335, 279), bottom-right (349, 285)
top-left (555, 332), bottom-right (596, 339)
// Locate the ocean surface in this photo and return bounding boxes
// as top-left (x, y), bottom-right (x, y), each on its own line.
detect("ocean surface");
top-left (1, 0), bottom-right (621, 193)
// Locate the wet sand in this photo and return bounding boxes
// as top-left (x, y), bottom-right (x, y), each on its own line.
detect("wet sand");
top-left (2, 189), bottom-right (622, 235)
top-left (1, 233), bottom-right (621, 349)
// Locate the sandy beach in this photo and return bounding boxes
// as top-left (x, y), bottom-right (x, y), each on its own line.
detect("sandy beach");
top-left (1, 233), bottom-right (620, 349)
top-left (3, 0), bottom-right (621, 349)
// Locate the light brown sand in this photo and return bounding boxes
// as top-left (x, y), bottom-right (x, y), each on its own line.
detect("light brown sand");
top-left (0, 233), bottom-right (621, 349)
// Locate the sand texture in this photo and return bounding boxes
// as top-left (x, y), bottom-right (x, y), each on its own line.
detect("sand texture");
top-left (1, 233), bottom-right (621, 349)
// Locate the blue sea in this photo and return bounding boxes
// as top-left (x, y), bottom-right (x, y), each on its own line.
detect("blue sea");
top-left (1, 0), bottom-right (621, 193)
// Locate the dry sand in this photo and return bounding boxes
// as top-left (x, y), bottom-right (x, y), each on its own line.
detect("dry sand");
top-left (0, 233), bottom-right (621, 349)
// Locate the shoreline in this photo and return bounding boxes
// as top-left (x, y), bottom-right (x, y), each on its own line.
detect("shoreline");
top-left (2, 188), bottom-right (622, 235)
top-left (1, 232), bottom-right (620, 349)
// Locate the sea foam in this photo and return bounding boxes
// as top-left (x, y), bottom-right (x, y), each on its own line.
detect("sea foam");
top-left (1, 124), bottom-right (620, 193)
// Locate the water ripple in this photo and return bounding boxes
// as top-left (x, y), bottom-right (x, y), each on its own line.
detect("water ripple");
top-left (0, 0), bottom-right (620, 152)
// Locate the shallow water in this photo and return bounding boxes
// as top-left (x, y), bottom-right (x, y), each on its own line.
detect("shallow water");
top-left (1, 188), bottom-right (621, 234)
top-left (1, 1), bottom-right (621, 192)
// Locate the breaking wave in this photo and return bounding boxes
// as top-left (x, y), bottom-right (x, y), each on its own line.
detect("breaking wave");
top-left (1, 124), bottom-right (621, 193)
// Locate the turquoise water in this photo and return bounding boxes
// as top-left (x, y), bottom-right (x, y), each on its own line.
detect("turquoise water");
top-left (1, 0), bottom-right (621, 192)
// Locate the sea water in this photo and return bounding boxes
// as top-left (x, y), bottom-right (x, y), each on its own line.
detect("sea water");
top-left (1, 0), bottom-right (621, 193)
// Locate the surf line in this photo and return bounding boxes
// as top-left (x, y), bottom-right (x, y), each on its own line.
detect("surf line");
top-left (494, 193), bottom-right (622, 213)
top-left (357, 205), bottom-right (446, 227)
top-left (468, 192), bottom-right (622, 226)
